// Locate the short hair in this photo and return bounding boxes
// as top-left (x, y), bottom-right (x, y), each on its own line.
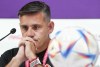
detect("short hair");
top-left (18, 1), bottom-right (51, 22)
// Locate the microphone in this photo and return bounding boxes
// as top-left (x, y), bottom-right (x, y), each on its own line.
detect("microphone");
top-left (0, 28), bottom-right (16, 41)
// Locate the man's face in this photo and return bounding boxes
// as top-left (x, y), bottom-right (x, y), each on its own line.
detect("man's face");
top-left (19, 12), bottom-right (54, 51)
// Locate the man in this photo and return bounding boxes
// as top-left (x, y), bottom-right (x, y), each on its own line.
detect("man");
top-left (0, 1), bottom-right (54, 67)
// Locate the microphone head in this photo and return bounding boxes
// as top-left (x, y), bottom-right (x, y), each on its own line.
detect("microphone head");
top-left (10, 28), bottom-right (16, 34)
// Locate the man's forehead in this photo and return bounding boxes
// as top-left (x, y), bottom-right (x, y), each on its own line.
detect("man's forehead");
top-left (19, 12), bottom-right (48, 23)
top-left (20, 22), bottom-right (42, 26)
top-left (20, 12), bottom-right (45, 19)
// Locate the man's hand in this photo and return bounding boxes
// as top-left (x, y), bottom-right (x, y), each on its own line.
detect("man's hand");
top-left (18, 37), bottom-right (37, 61)
top-left (15, 45), bottom-right (26, 63)
top-left (24, 37), bottom-right (37, 61)
top-left (6, 37), bottom-right (37, 67)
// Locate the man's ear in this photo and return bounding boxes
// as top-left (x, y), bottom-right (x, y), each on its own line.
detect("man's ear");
top-left (48, 21), bottom-right (54, 34)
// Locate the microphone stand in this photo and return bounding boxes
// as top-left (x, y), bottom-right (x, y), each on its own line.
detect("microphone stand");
top-left (0, 28), bottom-right (16, 41)
top-left (0, 32), bottom-right (11, 41)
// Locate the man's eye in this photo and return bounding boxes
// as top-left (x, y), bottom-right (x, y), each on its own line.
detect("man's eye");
top-left (21, 26), bottom-right (28, 31)
top-left (32, 25), bottom-right (40, 30)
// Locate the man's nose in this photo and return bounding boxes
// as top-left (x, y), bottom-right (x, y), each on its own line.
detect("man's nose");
top-left (26, 28), bottom-right (35, 37)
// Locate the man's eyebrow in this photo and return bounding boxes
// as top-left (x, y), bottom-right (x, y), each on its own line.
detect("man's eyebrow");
top-left (31, 24), bottom-right (41, 26)
top-left (20, 24), bottom-right (27, 26)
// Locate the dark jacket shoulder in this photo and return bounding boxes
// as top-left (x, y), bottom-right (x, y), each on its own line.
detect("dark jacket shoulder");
top-left (0, 48), bottom-right (19, 66)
